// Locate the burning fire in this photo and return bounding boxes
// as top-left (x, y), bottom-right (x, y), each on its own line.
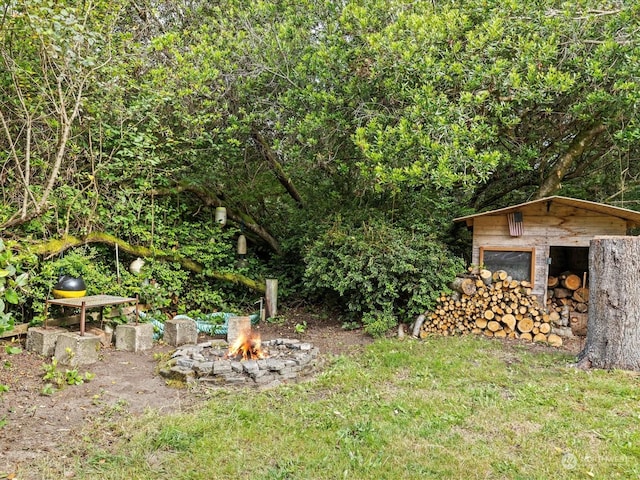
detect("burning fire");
top-left (226, 327), bottom-right (266, 360)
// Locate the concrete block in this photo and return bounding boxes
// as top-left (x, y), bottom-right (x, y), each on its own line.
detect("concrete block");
top-left (164, 316), bottom-right (198, 346)
top-left (115, 323), bottom-right (154, 352)
top-left (54, 332), bottom-right (101, 366)
top-left (26, 327), bottom-right (67, 357)
top-left (86, 325), bottom-right (113, 347)
top-left (227, 315), bottom-right (251, 345)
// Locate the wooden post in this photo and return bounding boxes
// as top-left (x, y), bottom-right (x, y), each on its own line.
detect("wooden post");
top-left (80, 301), bottom-right (86, 336)
top-left (578, 236), bottom-right (640, 371)
top-left (265, 278), bottom-right (278, 319)
top-left (44, 299), bottom-right (50, 329)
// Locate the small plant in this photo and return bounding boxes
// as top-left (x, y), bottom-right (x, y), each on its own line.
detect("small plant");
top-left (0, 238), bottom-right (29, 334)
top-left (65, 369), bottom-right (94, 386)
top-left (101, 398), bottom-right (129, 418)
top-left (294, 321), bottom-right (307, 334)
top-left (341, 321), bottom-right (361, 331)
top-left (41, 384), bottom-right (56, 396)
top-left (65, 369), bottom-right (83, 386)
top-left (266, 315), bottom-right (286, 326)
top-left (0, 384), bottom-right (9, 395)
top-left (153, 351), bottom-right (171, 362)
top-left (42, 357), bottom-right (94, 389)
top-left (42, 358), bottom-right (65, 387)
top-left (361, 309), bottom-right (397, 337)
top-left (154, 351), bottom-right (175, 375)
top-left (5, 345), bottom-right (22, 355)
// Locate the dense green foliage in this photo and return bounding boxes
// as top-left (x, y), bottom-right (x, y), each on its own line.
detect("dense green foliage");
top-left (304, 218), bottom-right (463, 335)
top-left (0, 240), bottom-right (29, 333)
top-left (1, 1), bottom-right (639, 333)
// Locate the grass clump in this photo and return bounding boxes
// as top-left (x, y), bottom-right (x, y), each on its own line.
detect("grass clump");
top-left (32, 336), bottom-right (640, 479)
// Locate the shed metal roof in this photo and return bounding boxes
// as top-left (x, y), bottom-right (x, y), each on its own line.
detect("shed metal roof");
top-left (454, 196), bottom-right (640, 228)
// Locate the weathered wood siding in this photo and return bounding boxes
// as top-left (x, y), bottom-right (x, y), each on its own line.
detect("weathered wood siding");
top-left (470, 203), bottom-right (628, 296)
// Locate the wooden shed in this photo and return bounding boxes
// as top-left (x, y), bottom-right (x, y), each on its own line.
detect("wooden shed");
top-left (454, 196), bottom-right (640, 302)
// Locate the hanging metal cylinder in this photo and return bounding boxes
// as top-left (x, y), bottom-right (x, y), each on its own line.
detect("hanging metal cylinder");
top-left (237, 234), bottom-right (247, 255)
top-left (215, 206), bottom-right (227, 226)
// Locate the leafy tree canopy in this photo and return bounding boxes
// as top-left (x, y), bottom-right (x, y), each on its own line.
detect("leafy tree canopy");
top-left (1, 0), bottom-right (638, 332)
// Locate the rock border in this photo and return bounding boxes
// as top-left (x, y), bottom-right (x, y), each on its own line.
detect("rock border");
top-left (160, 338), bottom-right (319, 389)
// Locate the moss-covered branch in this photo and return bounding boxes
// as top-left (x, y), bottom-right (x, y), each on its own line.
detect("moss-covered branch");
top-left (27, 232), bottom-right (266, 293)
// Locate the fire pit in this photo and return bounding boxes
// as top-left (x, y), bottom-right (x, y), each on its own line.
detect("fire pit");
top-left (160, 328), bottom-right (319, 389)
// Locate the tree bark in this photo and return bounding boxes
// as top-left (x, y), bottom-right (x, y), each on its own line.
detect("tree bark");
top-left (25, 232), bottom-right (266, 293)
top-left (251, 131), bottom-right (305, 208)
top-left (577, 236), bottom-right (640, 371)
top-left (450, 277), bottom-right (477, 296)
top-left (534, 123), bottom-right (606, 199)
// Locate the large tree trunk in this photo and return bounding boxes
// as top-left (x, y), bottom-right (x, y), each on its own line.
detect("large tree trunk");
top-left (577, 236), bottom-right (640, 371)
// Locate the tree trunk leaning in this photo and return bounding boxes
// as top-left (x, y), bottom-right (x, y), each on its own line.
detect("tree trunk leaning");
top-left (578, 236), bottom-right (640, 371)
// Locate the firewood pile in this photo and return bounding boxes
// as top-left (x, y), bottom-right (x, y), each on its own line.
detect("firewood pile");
top-left (418, 267), bottom-right (563, 347)
top-left (546, 272), bottom-right (589, 337)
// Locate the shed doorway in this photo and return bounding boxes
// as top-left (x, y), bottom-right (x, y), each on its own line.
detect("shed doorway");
top-left (549, 246), bottom-right (589, 286)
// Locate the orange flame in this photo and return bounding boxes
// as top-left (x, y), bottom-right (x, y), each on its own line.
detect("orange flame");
top-left (226, 327), bottom-right (265, 360)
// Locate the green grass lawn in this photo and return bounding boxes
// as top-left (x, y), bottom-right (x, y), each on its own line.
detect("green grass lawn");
top-left (35, 335), bottom-right (640, 479)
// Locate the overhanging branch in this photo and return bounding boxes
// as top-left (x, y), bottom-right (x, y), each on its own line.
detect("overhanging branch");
top-left (251, 131), bottom-right (305, 208)
top-left (534, 123), bottom-right (606, 199)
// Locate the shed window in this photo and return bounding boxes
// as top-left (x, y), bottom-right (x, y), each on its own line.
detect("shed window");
top-left (479, 247), bottom-right (535, 282)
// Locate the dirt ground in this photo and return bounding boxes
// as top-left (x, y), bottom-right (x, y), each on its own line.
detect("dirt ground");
top-left (0, 310), bottom-right (373, 475)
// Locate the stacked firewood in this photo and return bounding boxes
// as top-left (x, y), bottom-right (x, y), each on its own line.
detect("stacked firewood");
top-left (419, 268), bottom-right (563, 347)
top-left (546, 272), bottom-right (589, 337)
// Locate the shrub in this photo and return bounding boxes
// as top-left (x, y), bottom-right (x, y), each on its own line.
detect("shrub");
top-left (303, 217), bottom-right (463, 336)
top-left (0, 239), bottom-right (30, 330)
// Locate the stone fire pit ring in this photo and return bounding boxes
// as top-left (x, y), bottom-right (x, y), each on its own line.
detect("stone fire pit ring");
top-left (161, 338), bottom-right (320, 389)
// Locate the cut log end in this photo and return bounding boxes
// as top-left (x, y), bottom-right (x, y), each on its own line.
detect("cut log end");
top-left (487, 320), bottom-right (501, 332)
top-left (517, 317), bottom-right (534, 333)
top-left (547, 333), bottom-right (563, 347)
top-left (451, 277), bottom-right (477, 296)
top-left (561, 274), bottom-right (582, 290)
